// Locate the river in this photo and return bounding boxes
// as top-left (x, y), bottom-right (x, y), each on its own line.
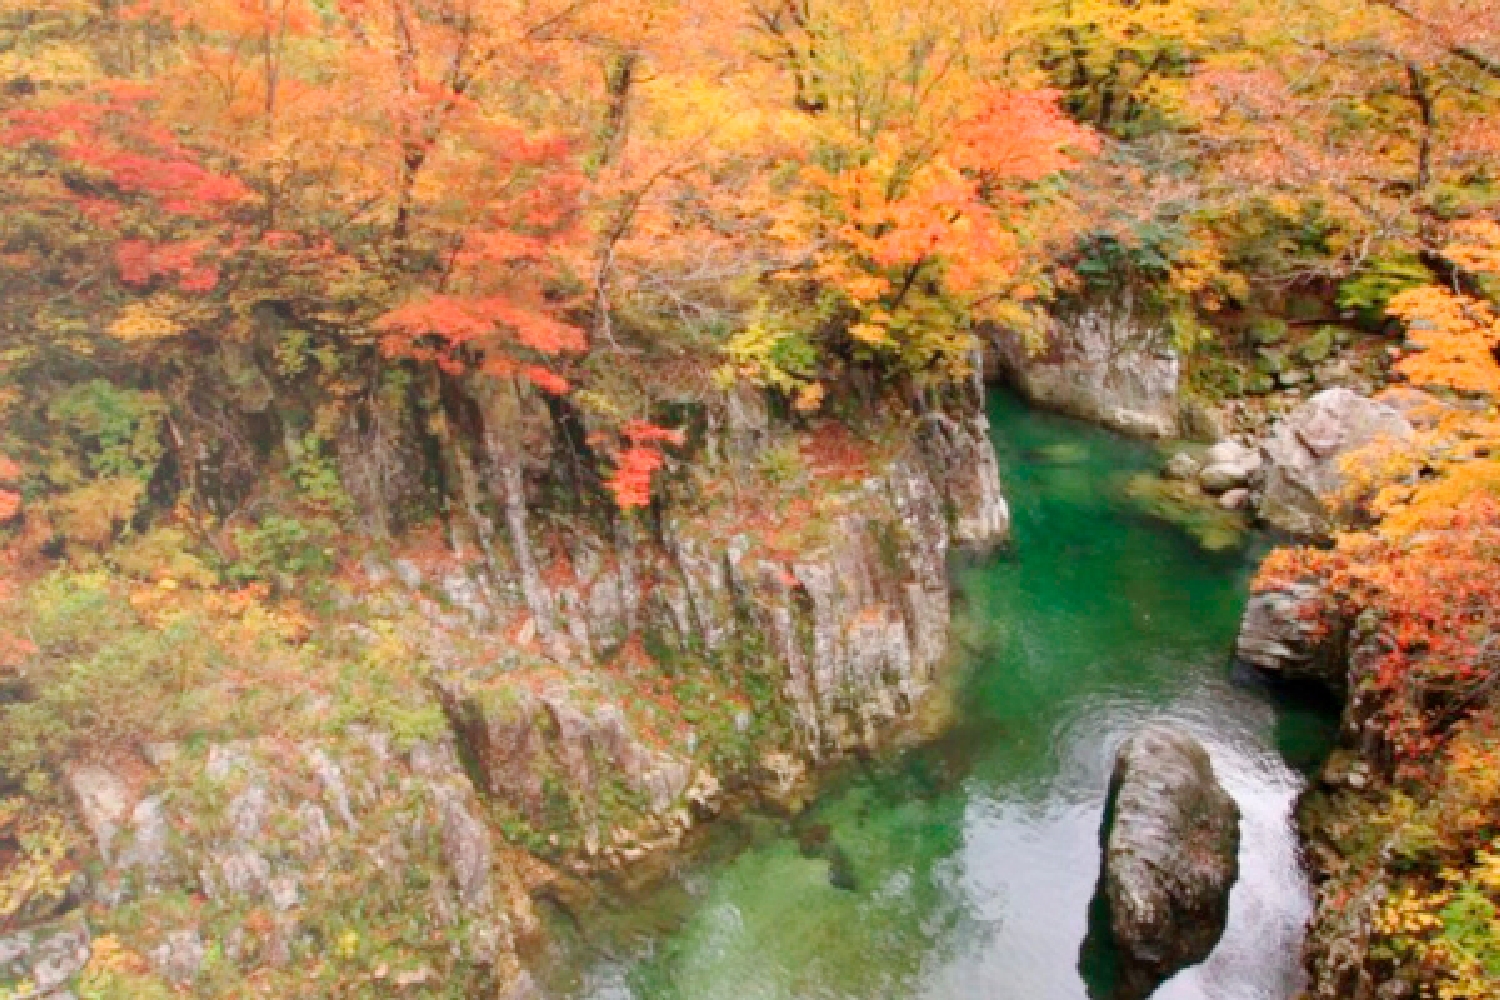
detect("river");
top-left (540, 390), bottom-right (1338, 1000)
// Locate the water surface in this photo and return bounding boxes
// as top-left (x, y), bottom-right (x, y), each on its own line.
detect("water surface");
top-left (546, 391), bottom-right (1336, 1000)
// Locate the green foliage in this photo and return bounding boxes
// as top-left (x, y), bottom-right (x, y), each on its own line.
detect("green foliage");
top-left (1337, 259), bottom-right (1436, 329)
top-left (331, 621), bottom-right (447, 750)
top-left (0, 797), bottom-right (79, 930)
top-left (109, 527), bottom-right (220, 588)
top-left (1441, 888), bottom-right (1500, 979)
top-left (721, 302), bottom-right (826, 406)
top-left (757, 441), bottom-right (805, 486)
top-left (1074, 223), bottom-right (1183, 286)
top-left (289, 435), bottom-right (354, 516)
top-left (44, 381), bottom-right (165, 485)
top-left (1249, 317), bottom-right (1289, 346)
top-left (229, 514), bottom-right (336, 586)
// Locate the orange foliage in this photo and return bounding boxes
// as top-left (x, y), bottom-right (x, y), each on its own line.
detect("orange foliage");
top-left (1390, 222), bottom-right (1500, 394)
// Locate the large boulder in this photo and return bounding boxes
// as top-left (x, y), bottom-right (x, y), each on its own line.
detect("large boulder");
top-left (990, 294), bottom-right (1182, 438)
top-left (1259, 388), bottom-right (1415, 536)
top-left (1097, 725), bottom-right (1240, 1000)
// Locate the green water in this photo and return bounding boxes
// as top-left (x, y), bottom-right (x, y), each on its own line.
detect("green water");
top-left (546, 391), bottom-right (1337, 1000)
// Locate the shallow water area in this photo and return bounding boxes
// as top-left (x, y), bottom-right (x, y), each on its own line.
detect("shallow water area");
top-left (542, 391), bottom-right (1338, 1000)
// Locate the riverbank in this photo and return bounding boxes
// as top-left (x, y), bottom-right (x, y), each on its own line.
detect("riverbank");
top-left (1243, 514), bottom-right (1500, 1000)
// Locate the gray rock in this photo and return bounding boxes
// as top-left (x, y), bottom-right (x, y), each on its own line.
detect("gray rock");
top-left (990, 293), bottom-right (1181, 438)
top-left (433, 785), bottom-right (493, 911)
top-left (393, 558), bottom-right (423, 589)
top-left (1098, 725), bottom-right (1240, 1000)
top-left (228, 784), bottom-right (271, 842)
top-left (306, 747), bottom-right (356, 829)
top-left (918, 409), bottom-right (1010, 547)
top-left (116, 795), bottom-right (170, 883)
top-left (205, 742), bottom-right (254, 780)
top-left (141, 742), bottom-right (180, 767)
top-left (1218, 488), bottom-right (1251, 511)
top-left (294, 801), bottom-right (333, 855)
top-left (267, 874), bottom-right (300, 911)
top-left (1259, 388), bottom-right (1415, 536)
top-left (0, 916), bottom-right (90, 994)
top-left (208, 847), bottom-right (271, 898)
top-left (149, 929), bottom-right (205, 984)
top-left (1198, 440), bottom-right (1261, 493)
top-left (67, 765), bottom-right (131, 860)
top-left (1164, 452), bottom-right (1201, 480)
top-left (1278, 368), bottom-right (1311, 388)
top-left (441, 570), bottom-right (493, 623)
top-left (1235, 582), bottom-right (1341, 686)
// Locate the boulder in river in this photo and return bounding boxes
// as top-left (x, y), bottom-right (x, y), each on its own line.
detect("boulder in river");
top-left (1093, 724), bottom-right (1241, 1000)
top-left (1163, 451), bottom-right (1201, 481)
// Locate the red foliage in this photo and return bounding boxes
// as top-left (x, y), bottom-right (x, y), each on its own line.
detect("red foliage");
top-left (115, 239), bottom-right (221, 292)
top-left (603, 421), bottom-right (685, 509)
top-left (1258, 500), bottom-right (1500, 768)
top-left (5, 89), bottom-right (250, 219)
top-left (520, 365), bottom-right (570, 396)
top-left (375, 293), bottom-right (585, 389)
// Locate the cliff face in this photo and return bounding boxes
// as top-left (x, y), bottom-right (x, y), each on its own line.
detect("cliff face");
top-left (14, 385), bottom-right (1007, 1000)
top-left (406, 389), bottom-right (1008, 851)
top-left (987, 293), bottom-right (1186, 439)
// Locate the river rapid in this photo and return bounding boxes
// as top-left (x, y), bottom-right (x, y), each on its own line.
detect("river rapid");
top-left (540, 391), bottom-right (1338, 1000)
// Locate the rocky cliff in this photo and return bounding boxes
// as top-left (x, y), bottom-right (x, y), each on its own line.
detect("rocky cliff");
top-left (988, 293), bottom-right (1186, 439)
top-left (5, 384), bottom-right (1009, 1000)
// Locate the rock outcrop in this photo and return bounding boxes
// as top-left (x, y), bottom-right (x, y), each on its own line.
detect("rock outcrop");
top-left (60, 734), bottom-right (530, 996)
top-left (1095, 725), bottom-right (1240, 1000)
top-left (0, 914), bottom-right (91, 1000)
top-left (1258, 388), bottom-right (1415, 536)
top-left (1235, 582), bottom-right (1344, 687)
top-left (990, 294), bottom-right (1182, 438)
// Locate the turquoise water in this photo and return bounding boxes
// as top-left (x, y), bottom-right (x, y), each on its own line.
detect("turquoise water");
top-left (546, 391), bottom-right (1337, 1000)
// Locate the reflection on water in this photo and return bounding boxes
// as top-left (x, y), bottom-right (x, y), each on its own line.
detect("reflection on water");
top-left (545, 392), bottom-right (1338, 1000)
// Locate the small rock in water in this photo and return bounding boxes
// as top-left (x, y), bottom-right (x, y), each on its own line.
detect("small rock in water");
top-left (1164, 452), bottom-right (1200, 481)
top-left (1197, 439), bottom-right (1261, 494)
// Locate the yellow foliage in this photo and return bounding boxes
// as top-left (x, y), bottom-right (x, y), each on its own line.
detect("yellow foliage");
top-left (0, 797), bottom-right (79, 928)
top-left (50, 478), bottom-right (145, 549)
top-left (107, 298), bottom-right (187, 344)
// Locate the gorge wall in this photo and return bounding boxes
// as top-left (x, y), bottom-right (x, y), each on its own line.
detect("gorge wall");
top-left (10, 374), bottom-right (1009, 1000)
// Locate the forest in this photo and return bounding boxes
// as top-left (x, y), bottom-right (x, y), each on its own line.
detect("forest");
top-left (0, 0), bottom-right (1498, 998)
